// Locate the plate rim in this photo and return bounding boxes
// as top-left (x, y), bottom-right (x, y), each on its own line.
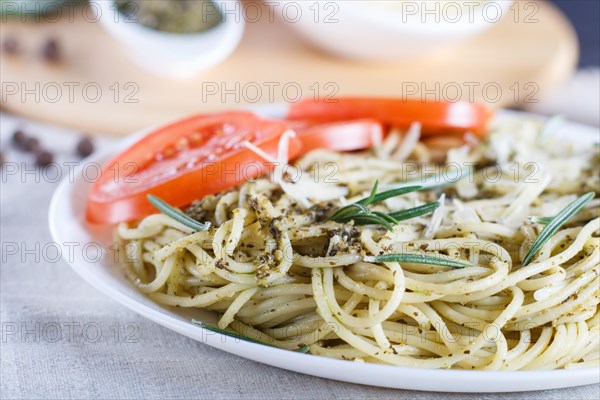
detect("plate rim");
top-left (48, 109), bottom-right (600, 392)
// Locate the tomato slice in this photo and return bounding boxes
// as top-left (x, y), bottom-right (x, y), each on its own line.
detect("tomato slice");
top-left (86, 112), bottom-right (301, 224)
top-left (293, 119), bottom-right (384, 153)
top-left (288, 98), bottom-right (491, 137)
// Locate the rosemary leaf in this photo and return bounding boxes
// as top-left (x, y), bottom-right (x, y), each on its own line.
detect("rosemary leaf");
top-left (365, 253), bottom-right (470, 269)
top-left (351, 214), bottom-right (394, 231)
top-left (192, 320), bottom-right (270, 346)
top-left (365, 179), bottom-right (380, 206)
top-left (389, 202), bottom-right (440, 221)
top-left (381, 166), bottom-right (473, 191)
top-left (329, 203), bottom-right (371, 222)
top-left (530, 216), bottom-right (553, 225)
top-left (191, 320), bottom-right (309, 353)
top-left (372, 211), bottom-right (399, 225)
top-left (299, 345), bottom-right (310, 354)
top-left (356, 185), bottom-right (422, 205)
top-left (522, 192), bottom-right (596, 266)
top-left (147, 195), bottom-right (210, 231)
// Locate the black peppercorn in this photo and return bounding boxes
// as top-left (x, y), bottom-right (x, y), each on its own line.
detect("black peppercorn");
top-left (42, 38), bottom-right (60, 62)
top-left (2, 36), bottom-right (19, 55)
top-left (12, 129), bottom-right (27, 147)
top-left (35, 149), bottom-right (54, 167)
top-left (76, 137), bottom-right (95, 157)
top-left (23, 137), bottom-right (40, 152)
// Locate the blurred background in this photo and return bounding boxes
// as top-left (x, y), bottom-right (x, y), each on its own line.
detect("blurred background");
top-left (0, 0), bottom-right (598, 138)
top-left (553, 0), bottom-right (598, 68)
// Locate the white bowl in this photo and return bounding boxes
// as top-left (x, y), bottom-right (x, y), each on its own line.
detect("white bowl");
top-left (275, 0), bottom-right (513, 61)
top-left (94, 0), bottom-right (244, 78)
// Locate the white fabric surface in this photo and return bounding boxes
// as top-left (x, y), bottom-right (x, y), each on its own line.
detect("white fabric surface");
top-left (1, 113), bottom-right (599, 400)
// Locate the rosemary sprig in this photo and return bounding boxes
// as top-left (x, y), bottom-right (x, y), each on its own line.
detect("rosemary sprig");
top-left (364, 253), bottom-right (471, 269)
top-left (327, 164), bottom-right (468, 230)
top-left (147, 195), bottom-right (210, 231)
top-left (328, 181), bottom-right (425, 230)
top-left (192, 320), bottom-right (309, 353)
top-left (522, 192), bottom-right (596, 266)
top-left (329, 184), bottom-right (422, 222)
top-left (356, 185), bottom-right (423, 206)
top-left (381, 165), bottom-right (473, 191)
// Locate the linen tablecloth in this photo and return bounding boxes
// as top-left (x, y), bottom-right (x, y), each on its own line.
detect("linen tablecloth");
top-left (1, 113), bottom-right (599, 400)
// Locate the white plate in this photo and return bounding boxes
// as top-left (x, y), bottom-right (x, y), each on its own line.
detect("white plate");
top-left (49, 108), bottom-right (600, 392)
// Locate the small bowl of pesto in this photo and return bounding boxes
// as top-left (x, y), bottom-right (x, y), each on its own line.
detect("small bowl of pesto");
top-left (96, 0), bottom-right (244, 78)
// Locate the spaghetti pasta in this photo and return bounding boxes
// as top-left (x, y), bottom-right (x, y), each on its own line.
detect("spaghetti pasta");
top-left (115, 117), bottom-right (600, 370)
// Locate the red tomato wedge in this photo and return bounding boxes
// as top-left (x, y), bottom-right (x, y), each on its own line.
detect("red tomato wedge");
top-left (293, 119), bottom-right (384, 153)
top-left (288, 98), bottom-right (491, 137)
top-left (86, 112), bottom-right (301, 224)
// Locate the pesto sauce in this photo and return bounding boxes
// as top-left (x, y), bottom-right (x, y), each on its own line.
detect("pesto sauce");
top-left (116, 0), bottom-right (223, 34)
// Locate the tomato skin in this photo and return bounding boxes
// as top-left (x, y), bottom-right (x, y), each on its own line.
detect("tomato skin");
top-left (86, 112), bottom-right (301, 224)
top-left (288, 98), bottom-right (491, 137)
top-left (294, 119), bottom-right (384, 153)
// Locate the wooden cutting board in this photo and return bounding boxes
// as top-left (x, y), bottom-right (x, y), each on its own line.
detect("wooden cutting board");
top-left (0, 1), bottom-right (577, 136)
